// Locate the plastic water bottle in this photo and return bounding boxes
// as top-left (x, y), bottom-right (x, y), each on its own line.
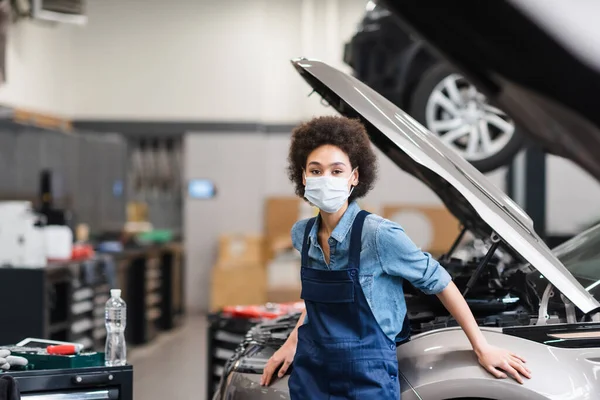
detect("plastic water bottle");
top-left (105, 289), bottom-right (127, 366)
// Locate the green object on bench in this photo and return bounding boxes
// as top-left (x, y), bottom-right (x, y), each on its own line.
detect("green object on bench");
top-left (8, 350), bottom-right (105, 371)
top-left (137, 229), bottom-right (173, 244)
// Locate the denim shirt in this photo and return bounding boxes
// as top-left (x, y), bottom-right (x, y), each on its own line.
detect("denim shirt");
top-left (291, 201), bottom-right (452, 342)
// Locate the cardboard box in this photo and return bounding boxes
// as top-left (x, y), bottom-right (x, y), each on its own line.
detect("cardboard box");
top-left (267, 286), bottom-right (302, 303)
top-left (264, 197), bottom-right (304, 261)
top-left (264, 197), bottom-right (302, 238)
top-left (267, 252), bottom-right (301, 288)
top-left (127, 202), bottom-right (148, 222)
top-left (218, 234), bottom-right (264, 266)
top-left (263, 197), bottom-right (321, 260)
top-left (265, 250), bottom-right (302, 303)
top-left (210, 261), bottom-right (267, 311)
top-left (382, 204), bottom-right (460, 256)
top-left (267, 234), bottom-right (294, 255)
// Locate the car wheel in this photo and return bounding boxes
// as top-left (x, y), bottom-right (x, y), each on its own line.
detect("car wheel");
top-left (409, 63), bottom-right (524, 172)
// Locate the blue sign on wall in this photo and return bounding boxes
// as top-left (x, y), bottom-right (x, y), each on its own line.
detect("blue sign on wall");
top-left (113, 180), bottom-right (124, 197)
top-left (188, 179), bottom-right (217, 199)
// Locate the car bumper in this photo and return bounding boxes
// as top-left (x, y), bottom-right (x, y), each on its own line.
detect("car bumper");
top-left (217, 370), bottom-right (425, 400)
top-left (216, 371), bottom-right (290, 400)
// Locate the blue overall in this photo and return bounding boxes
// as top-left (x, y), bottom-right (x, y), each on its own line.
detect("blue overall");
top-left (288, 210), bottom-right (401, 399)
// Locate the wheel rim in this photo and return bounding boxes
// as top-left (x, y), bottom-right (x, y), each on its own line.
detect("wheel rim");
top-left (425, 73), bottom-right (515, 162)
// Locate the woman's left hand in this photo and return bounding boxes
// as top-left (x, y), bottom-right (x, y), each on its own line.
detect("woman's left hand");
top-left (475, 344), bottom-right (532, 384)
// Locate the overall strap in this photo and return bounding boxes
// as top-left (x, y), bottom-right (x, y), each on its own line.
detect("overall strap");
top-left (301, 217), bottom-right (317, 266)
top-left (348, 210), bottom-right (370, 269)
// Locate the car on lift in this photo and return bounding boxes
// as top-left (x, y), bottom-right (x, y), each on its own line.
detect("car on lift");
top-left (377, 0), bottom-right (600, 183)
top-left (213, 58), bottom-right (600, 400)
top-left (343, 1), bottom-right (525, 172)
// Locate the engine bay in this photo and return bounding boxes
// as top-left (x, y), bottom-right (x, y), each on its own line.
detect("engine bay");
top-left (234, 244), bottom-right (577, 352)
top-left (405, 255), bottom-right (538, 335)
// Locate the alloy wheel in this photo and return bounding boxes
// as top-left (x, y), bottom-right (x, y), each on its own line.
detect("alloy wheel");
top-left (425, 74), bottom-right (516, 161)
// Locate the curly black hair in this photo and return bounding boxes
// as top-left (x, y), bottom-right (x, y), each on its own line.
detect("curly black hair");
top-left (287, 116), bottom-right (378, 203)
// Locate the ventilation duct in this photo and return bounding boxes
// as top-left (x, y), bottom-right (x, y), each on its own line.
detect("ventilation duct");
top-left (31, 0), bottom-right (86, 24)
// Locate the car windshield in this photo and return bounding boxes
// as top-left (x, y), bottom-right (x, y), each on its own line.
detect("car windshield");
top-left (553, 223), bottom-right (600, 298)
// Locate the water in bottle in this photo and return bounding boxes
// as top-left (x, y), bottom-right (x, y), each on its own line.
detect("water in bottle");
top-left (105, 288), bottom-right (127, 366)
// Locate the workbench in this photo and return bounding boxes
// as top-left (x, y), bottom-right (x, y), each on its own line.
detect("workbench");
top-left (4, 364), bottom-right (133, 399)
top-left (0, 242), bottom-right (185, 350)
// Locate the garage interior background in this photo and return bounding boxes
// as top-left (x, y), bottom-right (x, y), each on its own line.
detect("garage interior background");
top-left (1, 1), bottom-right (600, 399)
top-left (2, 0), bottom-right (600, 315)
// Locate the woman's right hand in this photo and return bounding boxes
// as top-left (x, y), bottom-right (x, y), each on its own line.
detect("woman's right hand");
top-left (260, 339), bottom-right (297, 386)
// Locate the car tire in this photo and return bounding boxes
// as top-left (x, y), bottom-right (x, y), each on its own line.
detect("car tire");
top-left (409, 63), bottom-right (524, 172)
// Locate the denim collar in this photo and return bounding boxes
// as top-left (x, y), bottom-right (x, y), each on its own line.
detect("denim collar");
top-left (309, 201), bottom-right (362, 245)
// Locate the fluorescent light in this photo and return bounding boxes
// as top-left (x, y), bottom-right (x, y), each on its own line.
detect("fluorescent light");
top-left (366, 1), bottom-right (376, 12)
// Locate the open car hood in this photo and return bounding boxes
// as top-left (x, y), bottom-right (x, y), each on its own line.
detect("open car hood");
top-left (291, 58), bottom-right (600, 314)
top-left (379, 0), bottom-right (600, 182)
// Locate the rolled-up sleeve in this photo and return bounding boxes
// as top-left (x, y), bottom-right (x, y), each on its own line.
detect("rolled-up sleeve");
top-left (376, 219), bottom-right (451, 295)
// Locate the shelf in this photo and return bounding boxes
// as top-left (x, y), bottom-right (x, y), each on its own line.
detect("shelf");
top-left (71, 300), bottom-right (94, 315)
top-left (72, 287), bottom-right (94, 302)
top-left (71, 318), bottom-right (94, 335)
top-left (93, 328), bottom-right (106, 341)
top-left (146, 308), bottom-right (162, 321)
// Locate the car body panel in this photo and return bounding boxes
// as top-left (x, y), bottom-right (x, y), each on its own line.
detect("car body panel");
top-left (291, 58), bottom-right (599, 314)
top-left (344, 2), bottom-right (429, 110)
top-left (345, 2), bottom-right (526, 173)
top-left (379, 0), bottom-right (600, 182)
top-left (222, 325), bottom-right (600, 400)
top-left (344, 2), bottom-right (436, 110)
top-left (397, 327), bottom-right (600, 399)
top-left (222, 372), bottom-right (422, 400)
top-left (222, 372), bottom-right (290, 400)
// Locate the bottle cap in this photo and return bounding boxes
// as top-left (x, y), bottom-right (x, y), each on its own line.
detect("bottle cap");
top-left (111, 289), bottom-right (122, 298)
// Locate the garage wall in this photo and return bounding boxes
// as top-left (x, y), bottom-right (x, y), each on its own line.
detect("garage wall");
top-left (547, 155), bottom-right (600, 234)
top-left (0, 0), bottom-right (366, 120)
top-left (0, 20), bottom-right (75, 115)
top-left (184, 133), bottom-right (264, 312)
top-left (67, 0), bottom-right (365, 122)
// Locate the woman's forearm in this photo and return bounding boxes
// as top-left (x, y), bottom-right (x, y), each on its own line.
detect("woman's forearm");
top-left (287, 308), bottom-right (306, 345)
top-left (436, 281), bottom-right (488, 354)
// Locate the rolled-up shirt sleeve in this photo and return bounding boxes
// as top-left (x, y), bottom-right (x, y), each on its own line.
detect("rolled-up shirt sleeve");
top-left (375, 219), bottom-right (451, 295)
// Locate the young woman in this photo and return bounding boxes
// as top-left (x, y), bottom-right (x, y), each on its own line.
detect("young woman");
top-left (260, 116), bottom-right (531, 399)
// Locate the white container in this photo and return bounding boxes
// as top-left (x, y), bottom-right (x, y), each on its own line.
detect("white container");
top-left (0, 201), bottom-right (47, 268)
top-left (0, 201), bottom-right (33, 221)
top-left (44, 225), bottom-right (73, 260)
top-left (22, 225), bottom-right (47, 268)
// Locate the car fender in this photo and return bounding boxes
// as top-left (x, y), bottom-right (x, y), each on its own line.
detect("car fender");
top-left (397, 327), bottom-right (600, 400)
top-left (220, 371), bottom-right (290, 400)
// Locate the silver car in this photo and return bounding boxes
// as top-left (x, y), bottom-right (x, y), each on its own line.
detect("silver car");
top-left (213, 58), bottom-right (600, 400)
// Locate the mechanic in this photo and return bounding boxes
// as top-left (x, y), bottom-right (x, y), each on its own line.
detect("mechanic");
top-left (260, 116), bottom-right (532, 399)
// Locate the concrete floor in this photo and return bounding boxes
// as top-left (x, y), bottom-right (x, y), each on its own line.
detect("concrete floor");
top-left (129, 314), bottom-right (208, 400)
